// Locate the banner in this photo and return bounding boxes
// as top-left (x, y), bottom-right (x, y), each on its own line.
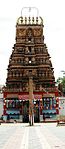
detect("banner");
top-left (18, 94), bottom-right (42, 100)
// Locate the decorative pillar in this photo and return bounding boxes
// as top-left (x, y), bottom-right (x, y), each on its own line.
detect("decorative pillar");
top-left (56, 97), bottom-right (59, 114)
top-left (50, 98), bottom-right (52, 109)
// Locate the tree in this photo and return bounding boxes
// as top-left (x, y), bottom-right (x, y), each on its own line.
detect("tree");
top-left (56, 77), bottom-right (62, 85)
top-left (56, 71), bottom-right (65, 95)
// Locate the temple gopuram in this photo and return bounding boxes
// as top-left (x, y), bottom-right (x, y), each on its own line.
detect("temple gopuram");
top-left (3, 8), bottom-right (60, 122)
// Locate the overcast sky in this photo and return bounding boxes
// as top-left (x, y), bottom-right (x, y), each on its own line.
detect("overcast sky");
top-left (0, 0), bottom-right (65, 85)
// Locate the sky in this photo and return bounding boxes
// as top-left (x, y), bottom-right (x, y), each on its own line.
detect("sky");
top-left (0, 0), bottom-right (65, 85)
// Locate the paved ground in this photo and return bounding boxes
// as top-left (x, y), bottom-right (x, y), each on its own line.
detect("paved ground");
top-left (0, 123), bottom-right (65, 149)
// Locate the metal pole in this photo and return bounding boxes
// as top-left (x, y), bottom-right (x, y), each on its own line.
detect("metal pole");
top-left (29, 77), bottom-right (34, 126)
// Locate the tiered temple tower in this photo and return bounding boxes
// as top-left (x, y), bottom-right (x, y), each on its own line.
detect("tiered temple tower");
top-left (6, 17), bottom-right (55, 92)
top-left (3, 10), bottom-right (59, 122)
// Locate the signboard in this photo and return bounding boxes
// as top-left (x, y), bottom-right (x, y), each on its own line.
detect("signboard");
top-left (7, 94), bottom-right (18, 98)
top-left (18, 94), bottom-right (42, 100)
top-left (18, 95), bottom-right (29, 100)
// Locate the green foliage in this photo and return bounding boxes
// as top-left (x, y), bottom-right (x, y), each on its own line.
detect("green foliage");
top-left (62, 77), bottom-right (65, 86)
top-left (56, 77), bottom-right (62, 85)
top-left (56, 71), bottom-right (65, 94)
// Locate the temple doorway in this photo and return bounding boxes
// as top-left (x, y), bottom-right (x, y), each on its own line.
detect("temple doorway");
top-left (23, 101), bottom-right (29, 122)
top-left (34, 100), bottom-right (40, 122)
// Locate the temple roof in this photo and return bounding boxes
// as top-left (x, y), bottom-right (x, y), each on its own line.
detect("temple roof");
top-left (17, 16), bottom-right (43, 25)
top-left (17, 7), bottom-right (43, 25)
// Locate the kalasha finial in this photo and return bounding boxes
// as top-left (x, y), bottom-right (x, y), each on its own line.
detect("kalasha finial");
top-left (32, 17), bottom-right (34, 24)
top-left (39, 17), bottom-right (43, 25)
top-left (25, 17), bottom-right (27, 24)
top-left (17, 16), bottom-right (23, 24)
top-left (28, 17), bottom-right (31, 24)
top-left (21, 17), bottom-right (23, 24)
top-left (36, 17), bottom-right (38, 24)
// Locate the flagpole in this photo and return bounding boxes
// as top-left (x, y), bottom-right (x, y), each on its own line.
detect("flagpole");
top-left (29, 77), bottom-right (34, 126)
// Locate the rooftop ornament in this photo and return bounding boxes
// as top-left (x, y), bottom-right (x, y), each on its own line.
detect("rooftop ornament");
top-left (17, 7), bottom-right (43, 25)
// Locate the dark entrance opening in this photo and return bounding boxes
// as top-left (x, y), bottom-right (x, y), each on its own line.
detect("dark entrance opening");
top-left (34, 100), bottom-right (40, 122)
top-left (23, 101), bottom-right (29, 123)
top-left (22, 100), bottom-right (40, 123)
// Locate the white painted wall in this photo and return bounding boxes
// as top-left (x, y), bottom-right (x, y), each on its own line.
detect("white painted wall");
top-left (59, 97), bottom-right (65, 115)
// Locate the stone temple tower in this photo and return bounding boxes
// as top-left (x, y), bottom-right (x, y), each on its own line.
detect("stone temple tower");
top-left (6, 16), bottom-right (55, 92)
top-left (3, 8), bottom-right (59, 122)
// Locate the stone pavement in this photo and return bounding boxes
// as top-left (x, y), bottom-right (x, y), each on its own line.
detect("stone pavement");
top-left (0, 123), bottom-right (65, 149)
